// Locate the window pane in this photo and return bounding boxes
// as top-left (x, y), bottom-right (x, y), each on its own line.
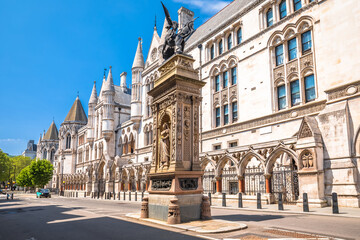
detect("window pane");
top-left (219, 40), bottom-right (223, 54)
top-left (294, 0), bottom-right (302, 11)
top-left (267, 8), bottom-right (273, 27)
top-left (224, 105), bottom-right (229, 125)
top-left (288, 38), bottom-right (297, 60)
top-left (215, 75), bottom-right (220, 92)
top-left (290, 80), bottom-right (300, 106)
top-left (277, 85), bottom-right (286, 110)
top-left (305, 75), bottom-right (315, 102)
top-left (211, 45), bottom-right (214, 59)
top-left (216, 107), bottom-right (220, 127)
top-left (237, 28), bottom-right (242, 44)
top-left (231, 67), bottom-right (237, 85)
top-left (301, 31), bottom-right (312, 53)
top-left (223, 71), bottom-right (228, 88)
top-left (280, 0), bottom-right (287, 19)
top-left (232, 102), bottom-right (238, 121)
top-left (275, 44), bottom-right (284, 66)
top-left (228, 34), bottom-right (232, 50)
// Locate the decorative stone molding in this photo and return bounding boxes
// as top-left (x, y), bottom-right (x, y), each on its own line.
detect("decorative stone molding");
top-left (274, 65), bottom-right (285, 81)
top-left (300, 52), bottom-right (314, 71)
top-left (325, 80), bottom-right (360, 101)
top-left (202, 100), bottom-right (326, 139)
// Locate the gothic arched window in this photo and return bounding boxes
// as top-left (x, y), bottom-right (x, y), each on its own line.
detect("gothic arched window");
top-left (66, 134), bottom-right (71, 149)
top-left (266, 8), bottom-right (273, 27)
top-left (43, 149), bottom-right (47, 160)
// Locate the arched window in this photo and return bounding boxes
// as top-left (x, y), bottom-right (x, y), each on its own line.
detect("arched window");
top-left (237, 28), bottom-right (242, 45)
top-left (86, 147), bottom-right (90, 161)
top-left (210, 45), bottom-right (215, 59)
top-left (227, 34), bottom-right (232, 50)
top-left (279, 0), bottom-right (287, 19)
top-left (290, 80), bottom-right (300, 106)
top-left (266, 8), bottom-right (273, 27)
top-left (94, 145), bottom-right (98, 160)
top-left (50, 149), bottom-right (55, 162)
top-left (277, 84), bottom-right (286, 110)
top-left (66, 134), bottom-right (71, 149)
top-left (304, 74), bottom-right (315, 102)
top-left (43, 149), bottom-right (47, 160)
top-left (218, 40), bottom-right (223, 55)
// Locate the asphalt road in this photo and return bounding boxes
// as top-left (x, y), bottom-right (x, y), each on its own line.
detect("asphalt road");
top-left (0, 195), bottom-right (359, 240)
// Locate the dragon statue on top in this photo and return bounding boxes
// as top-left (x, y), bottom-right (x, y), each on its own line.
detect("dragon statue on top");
top-left (161, 2), bottom-right (197, 61)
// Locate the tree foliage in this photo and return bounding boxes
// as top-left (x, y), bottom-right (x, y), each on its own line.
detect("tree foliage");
top-left (9, 155), bottom-right (33, 180)
top-left (28, 159), bottom-right (54, 188)
top-left (0, 149), bottom-right (11, 182)
top-left (17, 166), bottom-right (33, 187)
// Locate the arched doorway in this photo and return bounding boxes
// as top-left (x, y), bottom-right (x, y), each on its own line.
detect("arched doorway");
top-left (201, 158), bottom-right (216, 194)
top-left (244, 157), bottom-right (266, 196)
top-left (270, 152), bottom-right (299, 203)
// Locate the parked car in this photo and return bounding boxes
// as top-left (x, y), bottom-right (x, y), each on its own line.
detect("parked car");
top-left (36, 189), bottom-right (51, 198)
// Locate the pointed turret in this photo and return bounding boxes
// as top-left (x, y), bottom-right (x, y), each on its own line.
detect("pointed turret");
top-left (102, 66), bottom-right (115, 141)
top-left (120, 72), bottom-right (127, 91)
top-left (132, 38), bottom-right (145, 69)
top-left (87, 81), bottom-right (97, 142)
top-left (38, 133), bottom-right (42, 144)
top-left (103, 66), bottom-right (115, 92)
top-left (64, 96), bottom-right (87, 124)
top-left (98, 73), bottom-right (106, 101)
top-left (43, 121), bottom-right (59, 140)
top-left (131, 38), bottom-right (145, 122)
top-left (89, 81), bottom-right (97, 105)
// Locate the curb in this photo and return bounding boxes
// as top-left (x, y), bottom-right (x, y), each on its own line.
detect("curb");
top-left (126, 213), bottom-right (247, 233)
top-left (210, 205), bottom-right (360, 219)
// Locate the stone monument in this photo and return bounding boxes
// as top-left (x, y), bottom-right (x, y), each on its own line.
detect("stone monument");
top-left (145, 53), bottom-right (210, 223)
top-left (139, 3), bottom-right (210, 224)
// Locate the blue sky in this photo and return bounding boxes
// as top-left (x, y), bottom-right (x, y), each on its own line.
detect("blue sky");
top-left (0, 0), bottom-right (230, 155)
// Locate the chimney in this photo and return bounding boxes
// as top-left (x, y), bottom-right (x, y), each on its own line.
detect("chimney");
top-left (178, 7), bottom-right (194, 30)
top-left (120, 72), bottom-right (127, 90)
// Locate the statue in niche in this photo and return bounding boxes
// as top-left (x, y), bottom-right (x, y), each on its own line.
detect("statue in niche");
top-left (161, 2), bottom-right (196, 60)
top-left (160, 122), bottom-right (170, 168)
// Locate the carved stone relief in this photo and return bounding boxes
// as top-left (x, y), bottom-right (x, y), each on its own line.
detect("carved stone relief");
top-left (301, 150), bottom-right (314, 168)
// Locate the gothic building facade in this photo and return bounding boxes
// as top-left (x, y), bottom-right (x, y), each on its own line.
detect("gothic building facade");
top-left (39, 0), bottom-right (360, 207)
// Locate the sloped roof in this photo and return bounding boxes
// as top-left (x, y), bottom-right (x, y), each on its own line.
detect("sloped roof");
top-left (185, 0), bottom-right (255, 49)
top-left (43, 121), bottom-right (59, 140)
top-left (64, 97), bottom-right (87, 123)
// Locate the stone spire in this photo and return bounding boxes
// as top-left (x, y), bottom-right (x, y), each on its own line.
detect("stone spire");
top-left (98, 73), bottom-right (106, 101)
top-left (159, 18), bottom-right (170, 47)
top-left (43, 121), bottom-right (59, 140)
top-left (132, 38), bottom-right (145, 69)
top-left (120, 72), bottom-right (127, 90)
top-left (103, 66), bottom-right (115, 92)
top-left (64, 96), bottom-right (88, 123)
top-left (89, 81), bottom-right (97, 105)
top-left (38, 133), bottom-right (42, 144)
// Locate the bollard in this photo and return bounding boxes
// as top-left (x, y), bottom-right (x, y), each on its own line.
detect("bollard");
top-left (222, 192), bottom-right (226, 207)
top-left (141, 191), bottom-right (144, 201)
top-left (208, 192), bottom-right (212, 206)
top-left (278, 193), bottom-right (284, 210)
top-left (118, 192), bottom-right (120, 200)
top-left (113, 192), bottom-right (116, 200)
top-left (257, 193), bottom-right (262, 209)
top-left (238, 193), bottom-right (243, 208)
top-left (303, 193), bottom-right (309, 212)
top-left (97, 192), bottom-right (100, 199)
top-left (11, 193), bottom-right (14, 200)
top-left (123, 192), bottom-right (126, 201)
top-left (129, 191), bottom-right (131, 201)
top-left (332, 192), bottom-right (339, 214)
top-left (135, 192), bottom-right (137, 201)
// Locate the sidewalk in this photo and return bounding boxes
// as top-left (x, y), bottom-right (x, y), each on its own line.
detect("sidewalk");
top-left (211, 203), bottom-right (360, 218)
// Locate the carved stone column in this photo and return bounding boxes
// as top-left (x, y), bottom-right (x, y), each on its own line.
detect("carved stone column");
top-left (238, 176), bottom-right (245, 193)
top-left (216, 177), bottom-right (222, 193)
top-left (265, 174), bottom-right (272, 194)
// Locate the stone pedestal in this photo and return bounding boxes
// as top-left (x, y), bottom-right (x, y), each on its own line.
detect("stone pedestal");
top-left (144, 54), bottom-right (209, 223)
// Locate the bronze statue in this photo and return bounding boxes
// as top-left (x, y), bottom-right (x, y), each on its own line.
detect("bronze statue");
top-left (160, 122), bottom-right (170, 167)
top-left (161, 2), bottom-right (196, 60)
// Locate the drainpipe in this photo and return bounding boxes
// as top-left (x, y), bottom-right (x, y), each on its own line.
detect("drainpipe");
top-left (198, 44), bottom-right (203, 153)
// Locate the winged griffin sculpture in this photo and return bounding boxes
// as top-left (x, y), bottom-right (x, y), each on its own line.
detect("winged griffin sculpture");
top-left (161, 2), bottom-right (197, 60)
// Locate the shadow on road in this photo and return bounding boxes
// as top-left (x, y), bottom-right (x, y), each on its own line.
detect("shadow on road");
top-left (213, 213), bottom-right (288, 222)
top-left (0, 203), bottom-right (202, 240)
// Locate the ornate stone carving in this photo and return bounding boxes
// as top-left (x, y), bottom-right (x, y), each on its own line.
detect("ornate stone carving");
top-left (179, 178), bottom-right (198, 190)
top-left (151, 179), bottom-right (172, 191)
top-left (274, 65), bottom-right (285, 81)
top-left (301, 150), bottom-right (314, 168)
top-left (167, 197), bottom-right (180, 224)
top-left (300, 53), bottom-right (313, 71)
top-left (299, 122), bottom-right (312, 138)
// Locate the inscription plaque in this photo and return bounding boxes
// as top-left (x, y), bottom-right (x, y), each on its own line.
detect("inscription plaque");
top-left (179, 178), bottom-right (198, 190)
top-left (151, 179), bottom-right (172, 191)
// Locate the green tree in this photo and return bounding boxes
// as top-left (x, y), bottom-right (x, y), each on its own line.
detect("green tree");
top-left (17, 166), bottom-right (33, 188)
top-left (9, 155), bottom-right (33, 180)
top-left (28, 159), bottom-right (54, 188)
top-left (0, 149), bottom-right (11, 182)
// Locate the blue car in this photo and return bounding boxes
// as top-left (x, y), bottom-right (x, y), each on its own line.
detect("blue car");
top-left (36, 189), bottom-right (51, 198)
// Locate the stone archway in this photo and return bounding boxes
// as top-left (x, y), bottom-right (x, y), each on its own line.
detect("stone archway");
top-left (266, 147), bottom-right (299, 203)
top-left (215, 155), bottom-right (239, 194)
top-left (200, 157), bottom-right (216, 194)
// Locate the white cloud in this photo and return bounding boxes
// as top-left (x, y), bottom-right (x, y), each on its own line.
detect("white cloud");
top-left (172, 0), bottom-right (231, 15)
top-left (0, 138), bottom-right (24, 142)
